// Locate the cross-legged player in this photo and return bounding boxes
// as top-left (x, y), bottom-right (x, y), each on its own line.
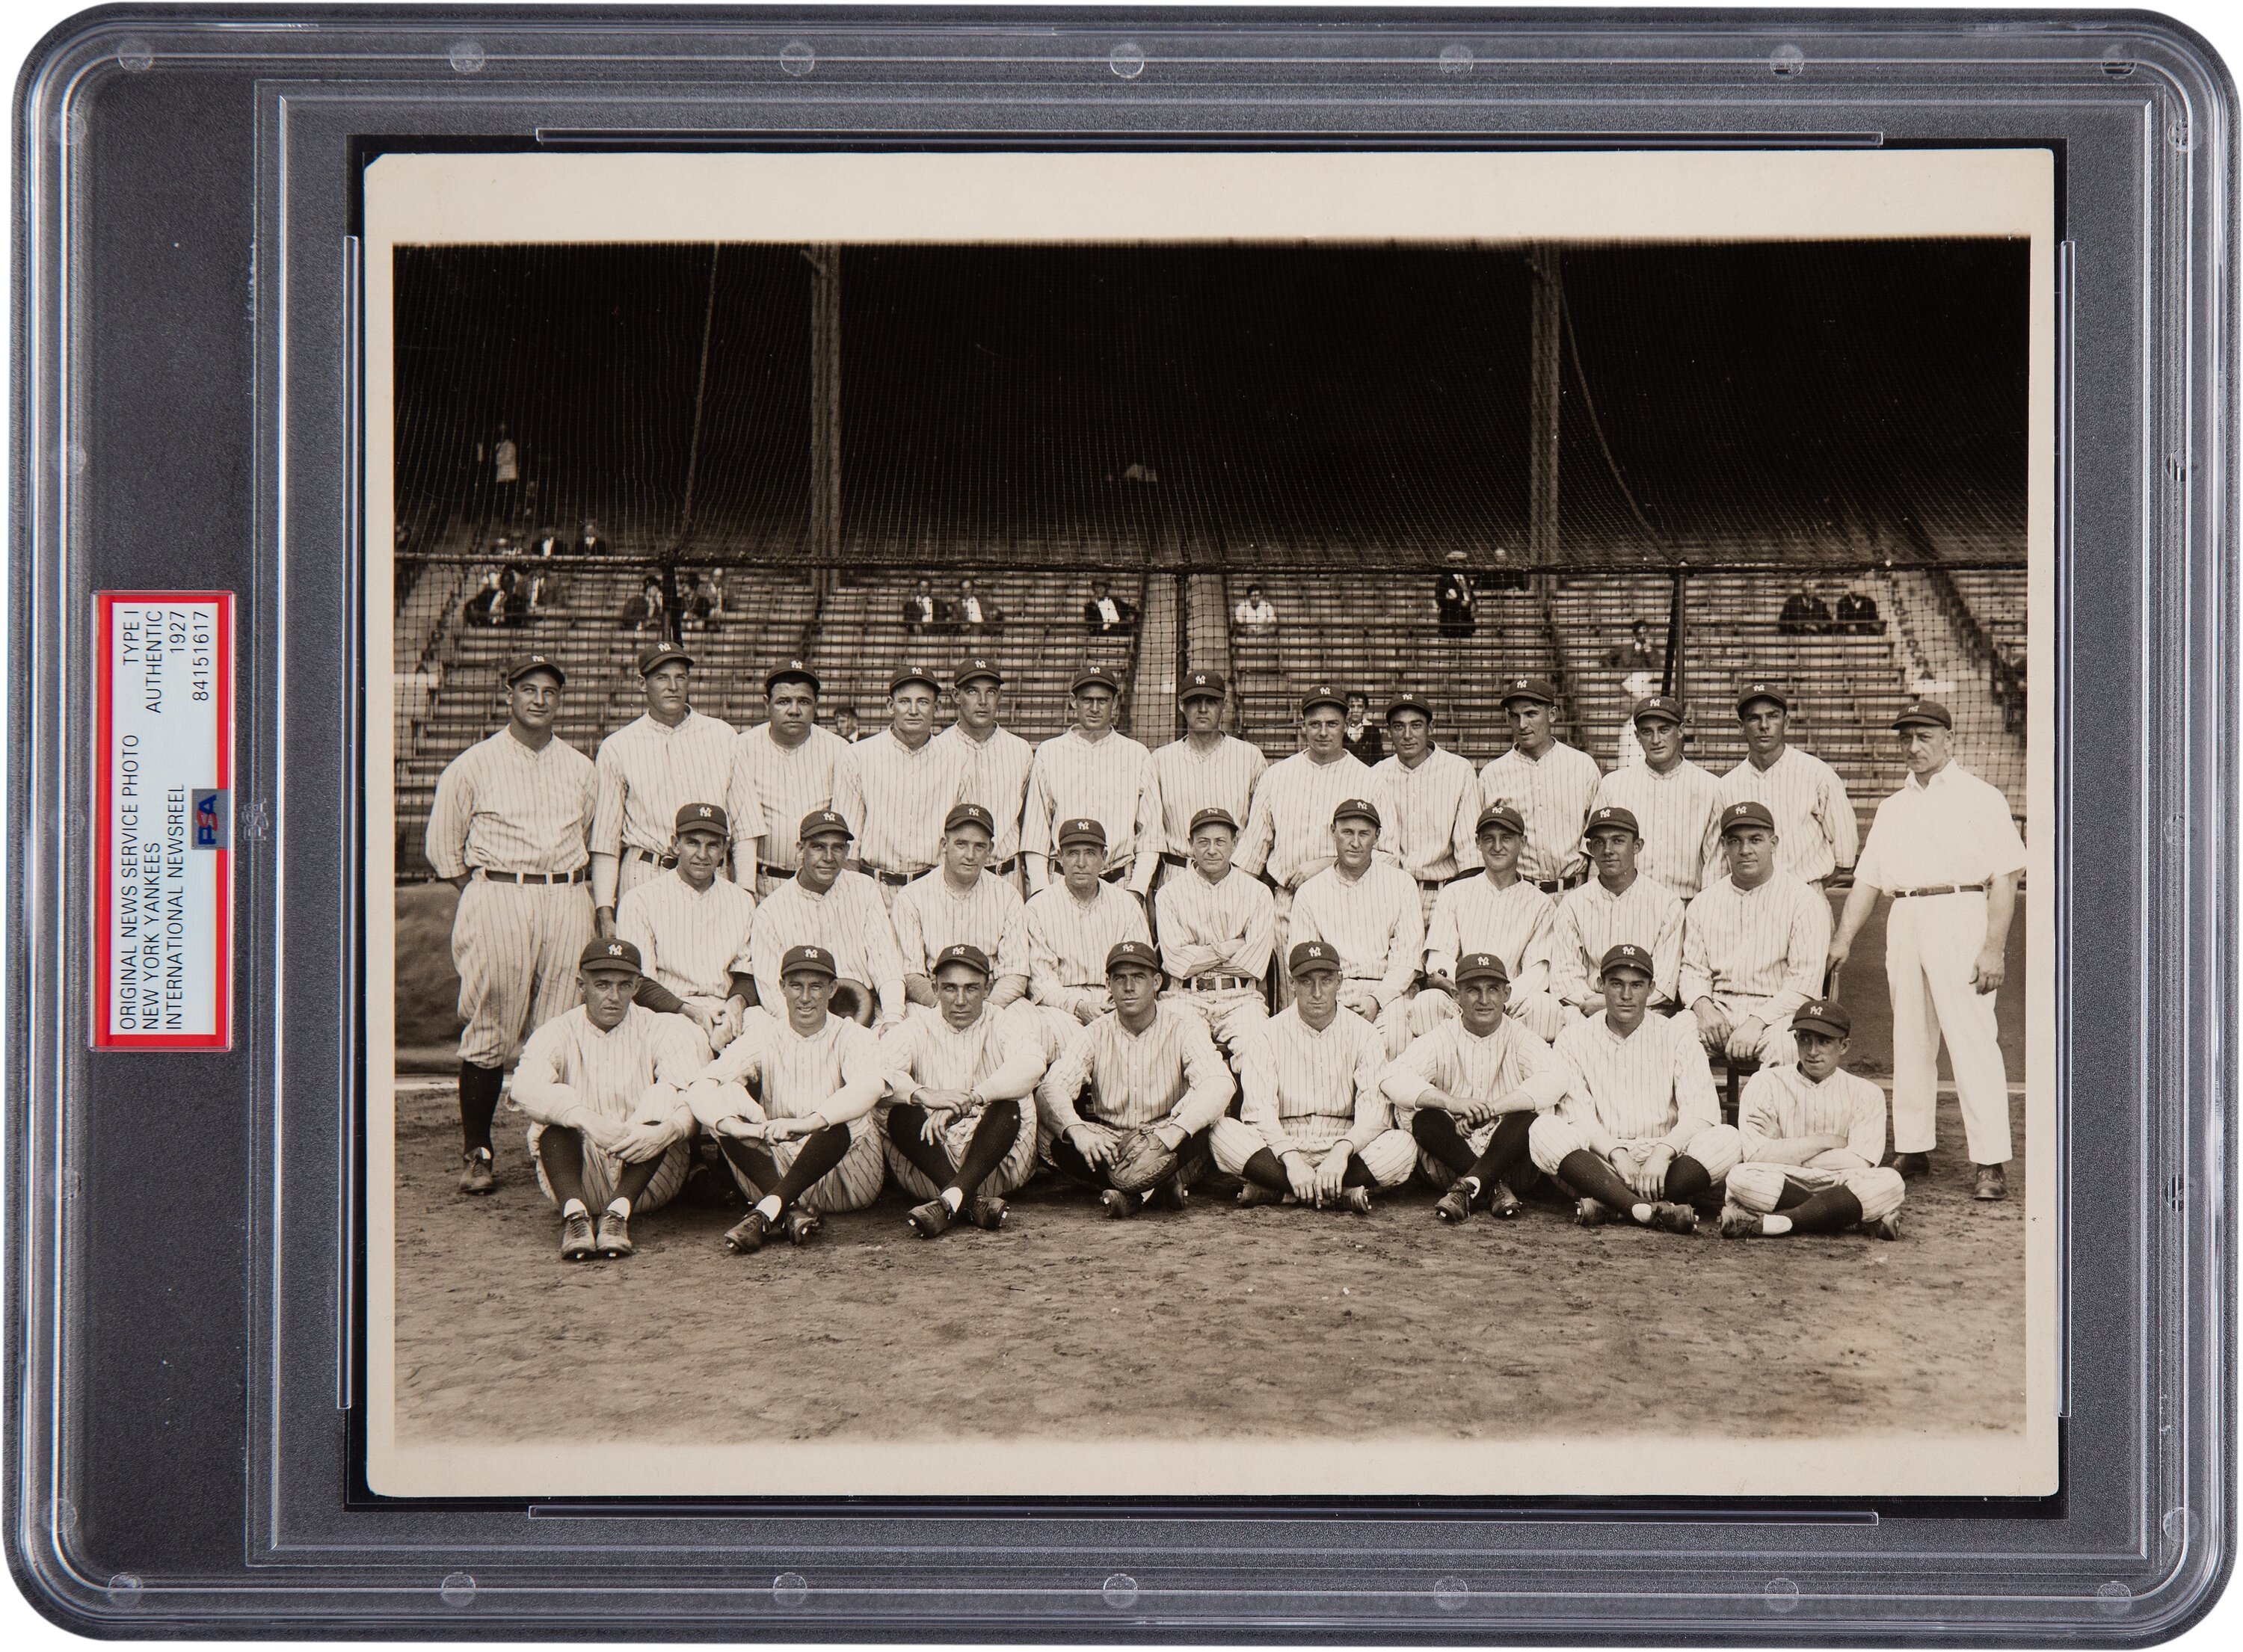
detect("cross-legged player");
top-left (612, 803), bottom-right (756, 1050)
top-left (1720, 997), bottom-right (1906, 1240)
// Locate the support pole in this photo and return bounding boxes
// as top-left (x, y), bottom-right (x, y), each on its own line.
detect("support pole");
top-left (675, 243), bottom-right (721, 555)
top-left (807, 244), bottom-right (842, 591)
top-left (1528, 244), bottom-right (1563, 567)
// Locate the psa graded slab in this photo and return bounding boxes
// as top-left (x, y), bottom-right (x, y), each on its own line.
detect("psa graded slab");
top-left (8, 7), bottom-right (2234, 1644)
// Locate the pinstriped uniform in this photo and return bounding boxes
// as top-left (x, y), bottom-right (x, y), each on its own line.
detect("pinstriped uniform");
top-left (1414, 874), bottom-right (1566, 1042)
top-left (1719, 745), bottom-right (1859, 883)
top-left (1020, 729), bottom-right (1163, 893)
top-left (1478, 740), bottom-right (1602, 885)
top-left (591, 709), bottom-right (737, 893)
top-left (1287, 860), bottom-right (1424, 1056)
top-left (1033, 1001), bottom-right (1234, 1143)
top-left (1153, 866), bottom-right (1275, 1056)
top-left (934, 721), bottom-right (1034, 866)
top-left (1589, 759), bottom-right (1726, 898)
top-left (1548, 874), bottom-right (1687, 1010)
top-left (684, 1009), bottom-right (891, 1212)
top-left (1528, 1009), bottom-right (1741, 1177)
top-left (1152, 736), bottom-right (1269, 859)
top-left (724, 721), bottom-right (850, 883)
top-left (831, 729), bottom-right (973, 884)
top-left (1213, 1005), bottom-right (1415, 1185)
top-left (1382, 1016), bottom-right (1572, 1185)
top-left (1023, 881), bottom-right (1153, 1029)
top-left (1726, 1063), bottom-right (1904, 1222)
top-left (890, 869), bottom-right (1030, 984)
top-left (1370, 747), bottom-right (1483, 907)
top-left (425, 728), bottom-right (600, 1068)
top-left (877, 1005), bottom-right (1047, 1199)
top-left (1679, 872), bottom-right (1833, 1064)
top-left (612, 869), bottom-right (757, 1003)
top-left (510, 1003), bottom-right (708, 1212)
top-left (1236, 751), bottom-right (1400, 889)
top-left (746, 871), bottom-right (908, 1028)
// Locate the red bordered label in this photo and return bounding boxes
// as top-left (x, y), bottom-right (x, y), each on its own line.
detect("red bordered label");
top-left (93, 592), bottom-right (234, 1050)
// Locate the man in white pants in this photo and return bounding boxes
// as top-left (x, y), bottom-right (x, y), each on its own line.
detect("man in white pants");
top-left (1829, 698), bottom-right (2025, 1202)
top-left (1720, 997), bottom-right (1905, 1240)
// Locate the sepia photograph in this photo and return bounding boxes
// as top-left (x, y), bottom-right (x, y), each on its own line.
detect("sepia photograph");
top-left (364, 150), bottom-right (2055, 1499)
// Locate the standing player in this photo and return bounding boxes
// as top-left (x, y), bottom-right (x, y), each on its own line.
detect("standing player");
top-left (1211, 941), bottom-right (1418, 1211)
top-left (1720, 997), bottom-right (1905, 1239)
top-left (879, 943), bottom-right (1047, 1239)
top-left (727, 659), bottom-right (851, 897)
top-left (1590, 695), bottom-right (1726, 898)
top-left (1681, 801), bottom-right (1833, 1070)
top-left (685, 943), bottom-right (891, 1251)
top-left (424, 652), bottom-right (598, 1195)
top-left (1548, 806), bottom-right (1686, 1017)
top-left (1829, 698), bottom-right (2025, 1201)
top-left (890, 803), bottom-right (1030, 1009)
top-left (1527, 944), bottom-right (1744, 1233)
top-left (747, 810), bottom-right (908, 1030)
top-left (1153, 806), bottom-right (1276, 1067)
top-left (932, 657), bottom-right (1035, 890)
top-left (1719, 680), bottom-right (1858, 884)
top-left (831, 664), bottom-right (970, 904)
top-left (1384, 952), bottom-right (1572, 1222)
top-left (1371, 691), bottom-right (1483, 927)
top-left (1478, 675), bottom-right (1602, 893)
top-left (588, 642), bottom-right (736, 937)
top-left (1021, 818), bottom-right (1155, 1052)
top-left (1284, 798), bottom-right (1424, 1055)
top-left (1415, 804), bottom-right (1566, 1042)
top-left (1020, 666), bottom-right (1161, 900)
top-left (612, 804), bottom-right (757, 1049)
top-left (1151, 670), bottom-right (1267, 883)
top-left (508, 939), bottom-right (706, 1261)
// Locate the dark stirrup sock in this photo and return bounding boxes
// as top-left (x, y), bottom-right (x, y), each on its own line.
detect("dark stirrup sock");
top-left (458, 1060), bottom-right (506, 1154)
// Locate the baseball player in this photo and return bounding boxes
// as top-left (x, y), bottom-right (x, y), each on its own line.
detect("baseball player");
top-left (1370, 691), bottom-right (1483, 926)
top-left (1548, 806), bottom-right (1686, 1016)
top-left (1153, 806), bottom-right (1276, 1065)
top-left (1527, 943), bottom-right (1744, 1233)
top-left (1478, 675), bottom-right (1602, 893)
top-left (1415, 804), bottom-right (1566, 1042)
top-left (727, 659), bottom-right (851, 896)
top-left (1020, 666), bottom-right (1161, 899)
top-left (1719, 680), bottom-right (1858, 884)
top-left (1681, 801), bottom-right (1834, 1070)
top-left (1285, 798), bottom-right (1424, 1056)
top-left (507, 938), bottom-right (706, 1261)
top-left (1151, 669), bottom-right (1268, 878)
top-left (932, 656), bottom-right (1034, 889)
top-left (423, 651), bottom-right (598, 1196)
top-left (1021, 817), bottom-right (1155, 1052)
top-left (1720, 997), bottom-right (1905, 1239)
top-left (1211, 940), bottom-right (1418, 1212)
top-left (1034, 940), bottom-right (1233, 1217)
top-left (891, 803), bottom-right (1030, 1010)
top-left (1828, 698), bottom-right (2025, 1201)
top-left (612, 803), bottom-right (757, 1050)
top-left (1589, 695), bottom-right (1726, 898)
top-left (588, 643), bottom-right (736, 937)
top-left (683, 943), bottom-right (891, 1251)
top-left (746, 810), bottom-right (908, 1029)
top-left (879, 943), bottom-right (1047, 1239)
top-left (831, 664), bottom-right (970, 905)
top-left (1384, 952), bottom-right (1572, 1223)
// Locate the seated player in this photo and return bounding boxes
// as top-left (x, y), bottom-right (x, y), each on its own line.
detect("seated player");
top-left (879, 943), bottom-right (1047, 1239)
top-left (1033, 941), bottom-right (1234, 1218)
top-left (683, 943), bottom-right (890, 1252)
top-left (1383, 952), bottom-right (1571, 1224)
top-left (1414, 804), bottom-right (1566, 1041)
top-left (1154, 806), bottom-right (1276, 1067)
top-left (507, 939), bottom-right (707, 1262)
top-left (891, 803), bottom-right (1030, 1010)
top-left (747, 810), bottom-right (908, 1029)
top-left (612, 802), bottom-right (756, 1050)
top-left (1548, 805), bottom-right (1684, 1018)
top-left (1527, 943), bottom-right (1744, 1234)
top-left (1720, 998), bottom-right (1905, 1240)
top-left (1022, 816), bottom-right (1154, 1054)
top-left (1212, 941), bottom-right (1418, 1212)
top-left (1286, 798), bottom-right (1424, 1055)
top-left (1682, 801), bottom-right (1834, 1069)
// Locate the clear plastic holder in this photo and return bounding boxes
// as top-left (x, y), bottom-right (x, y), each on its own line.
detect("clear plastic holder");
top-left (8, 7), bottom-right (2232, 1640)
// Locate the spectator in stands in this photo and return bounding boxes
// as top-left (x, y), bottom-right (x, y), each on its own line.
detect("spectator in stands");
top-left (529, 523), bottom-right (564, 560)
top-left (903, 579), bottom-right (949, 634)
top-left (1835, 587), bottom-right (1882, 635)
top-left (1436, 568), bottom-right (1477, 637)
top-left (956, 578), bottom-right (1003, 635)
top-left (677, 572), bottom-right (716, 632)
top-left (1233, 585), bottom-right (1278, 635)
top-left (1483, 546), bottom-right (1530, 592)
top-left (619, 577), bottom-right (666, 635)
top-left (490, 424), bottom-right (520, 520)
top-left (1776, 586), bottom-right (1833, 635)
top-left (1084, 579), bottom-right (1136, 635)
top-left (1341, 693), bottom-right (1385, 765)
top-left (576, 518), bottom-right (607, 558)
top-left (834, 708), bottom-right (863, 744)
top-left (1604, 620), bottom-right (1659, 671)
top-left (520, 567), bottom-right (556, 615)
top-left (463, 566), bottom-right (511, 628)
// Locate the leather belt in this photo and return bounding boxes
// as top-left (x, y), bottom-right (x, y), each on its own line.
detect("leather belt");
top-left (873, 866), bottom-right (931, 887)
top-left (756, 863), bottom-right (795, 881)
top-left (1160, 851), bottom-right (1190, 869)
top-left (477, 868), bottom-right (588, 885)
top-left (1892, 881), bottom-right (1988, 899)
top-left (1180, 974), bottom-right (1258, 992)
top-left (990, 856), bottom-right (1020, 876)
top-left (1533, 873), bottom-right (1588, 894)
top-left (1100, 866), bottom-right (1129, 885)
top-left (623, 847), bottom-right (678, 869)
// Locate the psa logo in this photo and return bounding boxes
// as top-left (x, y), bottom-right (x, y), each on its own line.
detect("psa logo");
top-left (190, 789), bottom-right (231, 851)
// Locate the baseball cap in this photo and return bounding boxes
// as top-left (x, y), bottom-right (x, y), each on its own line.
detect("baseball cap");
top-left (674, 803), bottom-right (729, 837)
top-left (636, 643), bottom-right (692, 676)
top-left (1735, 679), bottom-right (1790, 714)
top-left (1500, 676), bottom-right (1557, 707)
top-left (1105, 940), bottom-right (1162, 976)
top-left (1332, 797), bottom-right (1382, 829)
top-left (1385, 690), bottom-right (1436, 721)
top-left (1584, 804), bottom-right (1641, 839)
top-left (763, 657), bottom-right (822, 692)
top-left (1475, 803), bottom-right (1527, 837)
top-left (502, 652), bottom-right (566, 688)
top-left (1288, 940), bottom-right (1342, 977)
top-left (1454, 952), bottom-right (1511, 987)
top-left (1188, 807), bottom-right (1240, 836)
top-left (1892, 697), bottom-right (1954, 731)
top-left (943, 802), bottom-right (997, 836)
top-left (932, 943), bottom-right (991, 978)
top-left (1071, 665), bottom-right (1121, 695)
top-left (953, 656), bottom-right (1004, 689)
top-left (1718, 800), bottom-right (1776, 836)
top-left (799, 808), bottom-right (854, 842)
top-left (579, 937), bottom-right (643, 975)
top-left (889, 664), bottom-right (941, 695)
top-left (1598, 943), bottom-right (1656, 980)
top-left (1792, 997), bottom-right (1853, 1039)
top-left (1299, 682), bottom-right (1348, 716)
top-left (779, 944), bottom-right (837, 979)
top-left (1056, 816), bottom-right (1108, 850)
top-left (1631, 694), bottom-right (1684, 727)
top-left (1178, 669), bottom-right (1228, 703)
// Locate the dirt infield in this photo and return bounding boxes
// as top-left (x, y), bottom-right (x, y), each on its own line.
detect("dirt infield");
top-left (391, 1082), bottom-right (2025, 1450)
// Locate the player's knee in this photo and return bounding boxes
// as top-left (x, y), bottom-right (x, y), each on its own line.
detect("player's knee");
top-left (1724, 1162), bottom-right (1787, 1214)
top-left (1686, 1123), bottom-right (1744, 1181)
top-left (1527, 1114), bottom-right (1581, 1174)
top-left (1209, 1116), bottom-right (1261, 1175)
top-left (1850, 1167), bottom-right (1906, 1221)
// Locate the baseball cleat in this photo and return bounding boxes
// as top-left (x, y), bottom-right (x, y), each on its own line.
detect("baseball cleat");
top-left (1151, 1174), bottom-right (1192, 1212)
top-left (1859, 1212), bottom-right (1903, 1241)
top-left (559, 1209), bottom-right (597, 1261)
top-left (1573, 1198), bottom-right (1610, 1228)
top-left (458, 1148), bottom-right (496, 1195)
top-left (1433, 1178), bottom-right (1477, 1223)
top-left (784, 1208), bottom-right (822, 1246)
top-left (1647, 1201), bottom-right (1699, 1235)
top-left (965, 1195), bottom-right (1009, 1232)
top-left (1235, 1180), bottom-right (1282, 1208)
top-left (1099, 1189), bottom-right (1139, 1219)
top-left (1486, 1180), bottom-right (1523, 1220)
top-left (1719, 1203), bottom-right (1762, 1239)
top-left (1972, 1165), bottom-right (2007, 1201)
top-left (595, 1208), bottom-right (633, 1257)
top-left (907, 1198), bottom-right (955, 1239)
top-left (1891, 1151), bottom-right (1930, 1180)
top-left (721, 1210), bottom-right (769, 1254)
top-left (1338, 1186), bottom-right (1373, 1215)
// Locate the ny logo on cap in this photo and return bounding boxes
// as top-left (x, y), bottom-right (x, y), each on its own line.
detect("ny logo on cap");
top-left (804, 947), bottom-right (825, 961)
top-left (606, 943), bottom-right (624, 957)
top-left (695, 805), bottom-right (713, 817)
top-left (1304, 943), bottom-right (1331, 958)
top-left (1595, 808), bottom-right (1614, 821)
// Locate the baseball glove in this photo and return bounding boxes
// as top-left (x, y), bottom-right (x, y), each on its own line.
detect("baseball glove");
top-left (1104, 1127), bottom-right (1181, 1195)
